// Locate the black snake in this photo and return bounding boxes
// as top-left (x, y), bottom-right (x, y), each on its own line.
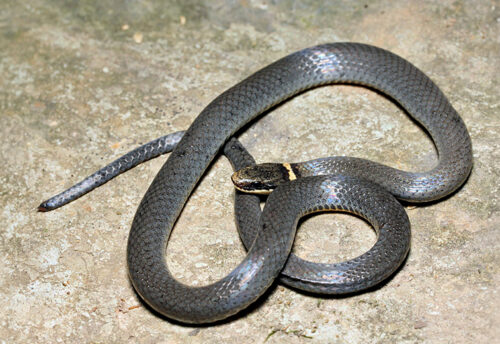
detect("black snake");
top-left (39, 43), bottom-right (472, 324)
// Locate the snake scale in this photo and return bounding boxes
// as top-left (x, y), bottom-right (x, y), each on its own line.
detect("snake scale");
top-left (40, 43), bottom-right (472, 324)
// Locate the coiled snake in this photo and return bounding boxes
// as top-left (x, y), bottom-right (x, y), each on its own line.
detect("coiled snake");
top-left (40, 43), bottom-right (472, 324)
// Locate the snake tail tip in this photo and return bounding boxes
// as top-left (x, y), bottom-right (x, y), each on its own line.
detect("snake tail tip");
top-left (37, 204), bottom-right (49, 212)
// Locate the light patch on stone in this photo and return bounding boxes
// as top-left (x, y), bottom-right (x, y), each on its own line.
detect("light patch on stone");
top-left (39, 247), bottom-right (61, 269)
top-left (4, 204), bottom-right (27, 240)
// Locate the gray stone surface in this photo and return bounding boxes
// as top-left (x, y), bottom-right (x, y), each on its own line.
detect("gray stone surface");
top-left (0, 0), bottom-right (498, 343)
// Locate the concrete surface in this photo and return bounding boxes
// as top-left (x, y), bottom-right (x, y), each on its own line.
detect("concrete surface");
top-left (0, 0), bottom-right (498, 343)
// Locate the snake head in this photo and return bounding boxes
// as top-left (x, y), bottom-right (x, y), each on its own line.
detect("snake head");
top-left (231, 163), bottom-right (297, 194)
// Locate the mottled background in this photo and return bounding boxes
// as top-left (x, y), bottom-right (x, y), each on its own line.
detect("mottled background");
top-left (0, 0), bottom-right (498, 343)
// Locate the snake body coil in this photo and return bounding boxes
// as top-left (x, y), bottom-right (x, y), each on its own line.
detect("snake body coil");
top-left (127, 43), bottom-right (472, 323)
top-left (40, 43), bottom-right (472, 324)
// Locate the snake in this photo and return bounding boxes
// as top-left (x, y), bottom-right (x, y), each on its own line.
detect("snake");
top-left (39, 43), bottom-right (473, 324)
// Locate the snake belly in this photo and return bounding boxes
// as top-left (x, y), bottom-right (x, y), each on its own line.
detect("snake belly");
top-left (126, 43), bottom-right (472, 323)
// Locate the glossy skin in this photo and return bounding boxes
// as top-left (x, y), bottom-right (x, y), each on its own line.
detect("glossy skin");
top-left (40, 43), bottom-right (472, 324)
top-left (38, 131), bottom-right (186, 212)
top-left (38, 131), bottom-right (410, 296)
top-left (128, 43), bottom-right (471, 323)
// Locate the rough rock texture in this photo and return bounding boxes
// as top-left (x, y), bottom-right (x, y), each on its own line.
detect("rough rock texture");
top-left (0, 1), bottom-right (498, 343)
